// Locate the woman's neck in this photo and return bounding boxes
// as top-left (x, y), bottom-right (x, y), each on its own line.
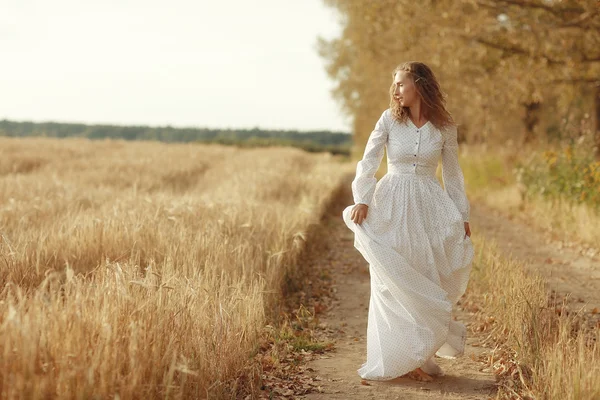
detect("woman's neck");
top-left (409, 103), bottom-right (427, 123)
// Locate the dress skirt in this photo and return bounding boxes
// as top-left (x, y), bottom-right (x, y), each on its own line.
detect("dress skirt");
top-left (342, 171), bottom-right (475, 380)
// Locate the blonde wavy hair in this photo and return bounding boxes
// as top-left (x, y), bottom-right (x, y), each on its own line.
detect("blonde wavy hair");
top-left (388, 61), bottom-right (454, 131)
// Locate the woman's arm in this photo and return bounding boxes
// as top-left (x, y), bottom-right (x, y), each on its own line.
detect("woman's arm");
top-left (441, 125), bottom-right (470, 223)
top-left (351, 109), bottom-right (390, 206)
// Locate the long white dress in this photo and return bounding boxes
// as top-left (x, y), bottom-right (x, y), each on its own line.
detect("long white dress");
top-left (342, 108), bottom-right (474, 380)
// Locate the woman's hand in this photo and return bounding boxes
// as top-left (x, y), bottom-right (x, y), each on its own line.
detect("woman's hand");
top-left (351, 203), bottom-right (369, 225)
top-left (464, 222), bottom-right (471, 238)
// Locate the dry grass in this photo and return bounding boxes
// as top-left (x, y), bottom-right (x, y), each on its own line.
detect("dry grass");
top-left (455, 141), bottom-right (600, 397)
top-left (512, 195), bottom-right (600, 252)
top-left (459, 143), bottom-right (600, 252)
top-left (0, 137), bottom-right (352, 399)
top-left (465, 234), bottom-right (600, 399)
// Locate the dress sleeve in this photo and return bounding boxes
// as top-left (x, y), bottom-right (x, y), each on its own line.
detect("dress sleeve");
top-left (351, 110), bottom-right (390, 206)
top-left (441, 125), bottom-right (470, 222)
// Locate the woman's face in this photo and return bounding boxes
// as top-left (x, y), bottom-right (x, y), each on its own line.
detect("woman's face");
top-left (393, 71), bottom-right (420, 108)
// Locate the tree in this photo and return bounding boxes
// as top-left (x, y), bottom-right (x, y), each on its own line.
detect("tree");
top-left (318, 0), bottom-right (600, 155)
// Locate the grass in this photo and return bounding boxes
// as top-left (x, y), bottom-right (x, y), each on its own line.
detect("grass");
top-left (458, 142), bottom-right (600, 251)
top-left (0, 136), bottom-right (352, 399)
top-left (464, 233), bottom-right (600, 399)
top-left (456, 141), bottom-right (600, 397)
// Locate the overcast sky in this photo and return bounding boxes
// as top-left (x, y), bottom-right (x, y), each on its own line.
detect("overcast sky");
top-left (0, 0), bottom-right (350, 132)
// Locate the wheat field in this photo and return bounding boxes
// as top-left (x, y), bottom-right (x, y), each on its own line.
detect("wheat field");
top-left (0, 137), bottom-right (352, 399)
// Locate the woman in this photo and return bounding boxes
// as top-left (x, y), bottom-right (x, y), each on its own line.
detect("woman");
top-left (342, 61), bottom-right (474, 382)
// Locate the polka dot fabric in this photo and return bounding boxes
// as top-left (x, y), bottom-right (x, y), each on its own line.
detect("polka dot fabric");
top-left (342, 108), bottom-right (475, 380)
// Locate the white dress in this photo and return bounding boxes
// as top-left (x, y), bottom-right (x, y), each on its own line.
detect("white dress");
top-left (342, 108), bottom-right (474, 380)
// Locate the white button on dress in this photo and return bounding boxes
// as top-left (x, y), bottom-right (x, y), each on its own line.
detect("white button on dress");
top-left (342, 108), bottom-right (474, 380)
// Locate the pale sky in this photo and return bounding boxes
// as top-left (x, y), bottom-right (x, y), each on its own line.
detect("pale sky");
top-left (0, 0), bottom-right (351, 132)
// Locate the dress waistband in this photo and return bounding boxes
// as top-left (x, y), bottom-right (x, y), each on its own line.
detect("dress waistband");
top-left (387, 164), bottom-right (437, 177)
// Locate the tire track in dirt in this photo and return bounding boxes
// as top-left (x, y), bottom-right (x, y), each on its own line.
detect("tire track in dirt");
top-left (470, 202), bottom-right (600, 314)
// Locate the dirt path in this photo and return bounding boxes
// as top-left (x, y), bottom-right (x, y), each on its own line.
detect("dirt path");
top-left (297, 182), bottom-right (496, 399)
top-left (296, 179), bottom-right (600, 399)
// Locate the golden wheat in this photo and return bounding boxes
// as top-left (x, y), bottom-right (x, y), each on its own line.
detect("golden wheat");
top-left (0, 137), bottom-right (352, 399)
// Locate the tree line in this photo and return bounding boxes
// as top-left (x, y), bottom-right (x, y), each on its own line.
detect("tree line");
top-left (0, 119), bottom-right (352, 156)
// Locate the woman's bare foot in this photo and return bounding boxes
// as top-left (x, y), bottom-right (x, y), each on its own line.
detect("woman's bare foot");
top-left (403, 367), bottom-right (434, 382)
